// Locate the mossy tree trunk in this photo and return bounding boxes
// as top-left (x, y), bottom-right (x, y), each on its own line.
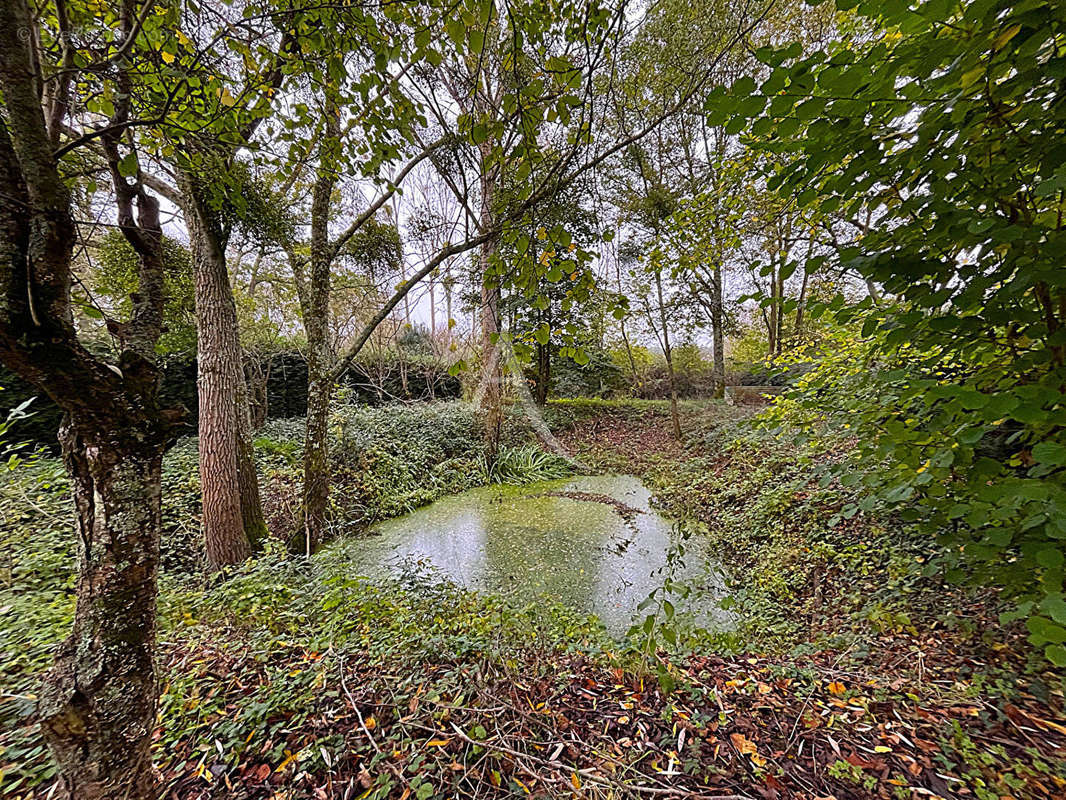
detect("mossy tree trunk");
top-left (302, 348), bottom-right (332, 553)
top-left (0, 2), bottom-right (181, 792)
top-left (39, 421), bottom-right (164, 800)
top-left (476, 137), bottom-right (504, 463)
top-left (535, 337), bottom-right (551, 406)
top-left (294, 103), bottom-right (340, 555)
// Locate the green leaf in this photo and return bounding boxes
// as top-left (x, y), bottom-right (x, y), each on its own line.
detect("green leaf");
top-left (1041, 594), bottom-right (1066, 625)
top-left (446, 18), bottom-right (465, 46)
top-left (117, 152), bottom-right (139, 178)
top-left (656, 665), bottom-right (676, 693)
top-left (1027, 615), bottom-right (1066, 645)
top-left (1036, 548), bottom-right (1065, 570)
top-left (1032, 441), bottom-right (1066, 467)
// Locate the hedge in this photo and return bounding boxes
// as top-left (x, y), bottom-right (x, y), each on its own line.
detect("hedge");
top-left (0, 351), bottom-right (461, 449)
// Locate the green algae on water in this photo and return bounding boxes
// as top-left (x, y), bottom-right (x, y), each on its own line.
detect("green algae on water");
top-left (336, 474), bottom-right (731, 635)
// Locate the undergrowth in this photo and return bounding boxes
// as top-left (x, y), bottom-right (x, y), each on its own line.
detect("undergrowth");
top-left (4, 399), bottom-right (1065, 798)
top-left (0, 401), bottom-right (577, 794)
top-left (262, 401), bottom-right (573, 538)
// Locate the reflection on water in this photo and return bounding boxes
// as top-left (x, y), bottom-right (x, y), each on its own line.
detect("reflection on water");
top-left (339, 474), bottom-right (731, 635)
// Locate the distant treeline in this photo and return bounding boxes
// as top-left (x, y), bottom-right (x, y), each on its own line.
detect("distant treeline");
top-left (0, 351), bottom-right (461, 450)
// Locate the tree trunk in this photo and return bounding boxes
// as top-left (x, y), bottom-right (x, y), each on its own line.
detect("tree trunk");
top-left (302, 326), bottom-right (332, 555)
top-left (795, 267), bottom-right (810, 339)
top-left (236, 371), bottom-right (268, 549)
top-left (299, 108), bottom-right (338, 556)
top-left (244, 355), bottom-right (269, 430)
top-left (476, 144), bottom-right (503, 464)
top-left (0, 7), bottom-right (178, 793)
top-left (710, 259), bottom-right (726, 399)
top-left (185, 198), bottom-right (257, 569)
top-left (429, 277), bottom-right (436, 337)
top-left (774, 263), bottom-right (785, 355)
top-left (654, 271), bottom-right (682, 440)
top-left (478, 256), bottom-right (503, 463)
top-left (766, 261), bottom-right (779, 356)
top-left (535, 338), bottom-right (550, 406)
top-left (38, 419), bottom-right (163, 800)
top-left (444, 266), bottom-right (454, 336)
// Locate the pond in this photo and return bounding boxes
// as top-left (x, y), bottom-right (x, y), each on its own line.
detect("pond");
top-left (343, 474), bottom-right (731, 636)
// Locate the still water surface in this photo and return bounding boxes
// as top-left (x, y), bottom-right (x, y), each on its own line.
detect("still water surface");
top-left (343, 474), bottom-right (731, 635)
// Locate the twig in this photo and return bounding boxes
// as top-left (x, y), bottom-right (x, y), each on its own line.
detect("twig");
top-left (337, 657), bottom-right (411, 789)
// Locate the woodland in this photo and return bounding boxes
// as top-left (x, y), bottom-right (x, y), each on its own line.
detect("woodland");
top-left (1, 0), bottom-right (1065, 798)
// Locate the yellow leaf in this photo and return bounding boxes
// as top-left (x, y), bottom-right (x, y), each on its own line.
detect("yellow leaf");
top-left (1029, 714), bottom-right (1066, 736)
top-left (828, 681), bottom-right (846, 696)
top-left (874, 745), bottom-right (892, 753)
top-left (992, 24), bottom-right (1021, 51)
top-left (426, 739), bottom-right (451, 747)
top-left (161, 50), bottom-right (175, 64)
top-left (220, 88), bottom-right (237, 107)
top-left (730, 732), bottom-right (757, 755)
top-left (195, 760), bottom-right (214, 783)
top-left (571, 771), bottom-right (582, 790)
top-left (275, 750), bottom-right (298, 772)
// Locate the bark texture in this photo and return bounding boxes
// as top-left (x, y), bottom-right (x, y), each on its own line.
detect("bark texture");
top-left (476, 139), bottom-right (504, 463)
top-left (535, 337), bottom-right (551, 406)
top-left (236, 371), bottom-right (269, 549)
top-left (302, 346), bottom-right (331, 553)
top-left (181, 182), bottom-right (259, 568)
top-left (39, 423), bottom-right (163, 800)
top-left (0, 3), bottom-right (178, 793)
top-left (296, 106), bottom-right (340, 554)
top-left (244, 356), bottom-right (270, 430)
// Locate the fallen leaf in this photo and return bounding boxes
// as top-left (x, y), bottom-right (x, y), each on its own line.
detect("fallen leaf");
top-left (730, 732), bottom-right (758, 755)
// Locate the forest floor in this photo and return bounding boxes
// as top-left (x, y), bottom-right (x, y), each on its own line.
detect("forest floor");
top-left (153, 401), bottom-right (1065, 800)
top-left (3, 400), bottom-right (1065, 800)
top-left (552, 399), bottom-right (1066, 799)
